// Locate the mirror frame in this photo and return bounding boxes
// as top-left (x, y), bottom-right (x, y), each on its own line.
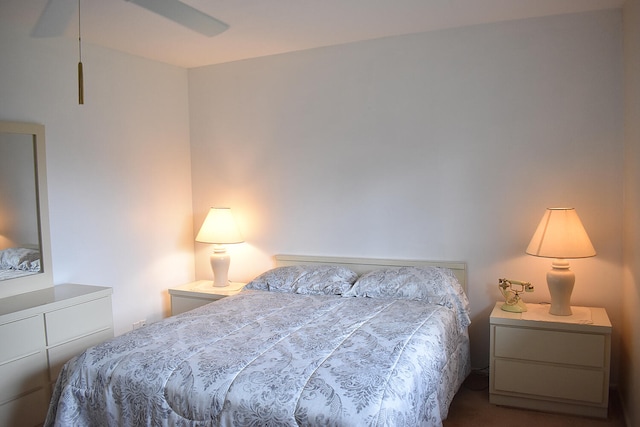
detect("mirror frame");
top-left (0, 121), bottom-right (53, 298)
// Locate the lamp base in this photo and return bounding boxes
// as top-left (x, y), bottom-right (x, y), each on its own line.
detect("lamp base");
top-left (546, 259), bottom-right (574, 316)
top-left (209, 245), bottom-right (231, 287)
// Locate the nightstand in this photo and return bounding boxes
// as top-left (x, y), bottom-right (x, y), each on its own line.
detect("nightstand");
top-left (489, 302), bottom-right (611, 418)
top-left (168, 281), bottom-right (246, 315)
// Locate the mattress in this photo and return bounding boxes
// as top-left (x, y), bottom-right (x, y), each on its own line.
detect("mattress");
top-left (46, 272), bottom-right (470, 426)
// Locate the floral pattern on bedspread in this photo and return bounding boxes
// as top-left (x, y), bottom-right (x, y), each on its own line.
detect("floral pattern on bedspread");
top-left (46, 290), bottom-right (470, 427)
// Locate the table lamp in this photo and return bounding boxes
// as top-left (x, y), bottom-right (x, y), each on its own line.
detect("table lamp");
top-left (526, 208), bottom-right (596, 316)
top-left (195, 207), bottom-right (244, 287)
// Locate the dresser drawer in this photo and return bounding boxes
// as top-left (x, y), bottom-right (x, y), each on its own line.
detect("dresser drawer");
top-left (0, 350), bottom-right (48, 403)
top-left (45, 296), bottom-right (113, 346)
top-left (494, 359), bottom-right (606, 403)
top-left (48, 328), bottom-right (113, 381)
top-left (0, 315), bottom-right (44, 362)
top-left (494, 325), bottom-right (605, 367)
top-left (0, 387), bottom-right (49, 427)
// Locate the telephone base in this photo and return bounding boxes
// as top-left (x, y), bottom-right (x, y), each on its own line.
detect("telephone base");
top-left (501, 301), bottom-right (528, 313)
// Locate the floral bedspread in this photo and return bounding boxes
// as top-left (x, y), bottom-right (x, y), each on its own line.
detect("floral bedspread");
top-left (46, 290), bottom-right (470, 426)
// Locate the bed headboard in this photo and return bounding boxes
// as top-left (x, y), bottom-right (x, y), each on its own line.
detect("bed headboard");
top-left (275, 255), bottom-right (467, 294)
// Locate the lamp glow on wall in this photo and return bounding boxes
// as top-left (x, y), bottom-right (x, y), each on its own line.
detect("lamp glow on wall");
top-left (526, 208), bottom-right (596, 316)
top-left (196, 207), bottom-right (244, 287)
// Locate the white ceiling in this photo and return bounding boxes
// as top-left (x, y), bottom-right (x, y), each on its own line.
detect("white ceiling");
top-left (2, 0), bottom-right (625, 69)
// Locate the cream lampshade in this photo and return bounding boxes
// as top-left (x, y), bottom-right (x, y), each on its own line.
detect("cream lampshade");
top-left (195, 207), bottom-right (244, 287)
top-left (526, 208), bottom-right (596, 316)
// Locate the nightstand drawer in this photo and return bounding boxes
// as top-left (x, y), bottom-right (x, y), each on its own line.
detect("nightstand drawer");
top-left (171, 295), bottom-right (219, 315)
top-left (45, 297), bottom-right (113, 346)
top-left (494, 359), bottom-right (605, 403)
top-left (494, 325), bottom-right (605, 367)
top-left (169, 281), bottom-right (246, 315)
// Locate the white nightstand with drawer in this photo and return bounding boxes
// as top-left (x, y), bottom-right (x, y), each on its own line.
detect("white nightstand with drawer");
top-left (489, 302), bottom-right (611, 418)
top-left (169, 281), bottom-right (246, 315)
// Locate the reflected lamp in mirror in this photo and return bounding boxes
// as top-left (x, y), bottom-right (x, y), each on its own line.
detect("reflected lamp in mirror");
top-left (196, 207), bottom-right (244, 287)
top-left (526, 208), bottom-right (596, 316)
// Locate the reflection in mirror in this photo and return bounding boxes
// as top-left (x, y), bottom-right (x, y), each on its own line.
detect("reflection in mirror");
top-left (0, 133), bottom-right (41, 279)
top-left (0, 121), bottom-right (52, 298)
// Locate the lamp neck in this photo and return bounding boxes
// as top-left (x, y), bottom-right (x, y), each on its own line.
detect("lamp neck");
top-left (212, 244), bottom-right (228, 254)
top-left (551, 258), bottom-right (570, 269)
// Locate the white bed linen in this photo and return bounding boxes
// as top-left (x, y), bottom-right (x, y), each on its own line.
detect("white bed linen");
top-left (46, 290), bottom-right (470, 427)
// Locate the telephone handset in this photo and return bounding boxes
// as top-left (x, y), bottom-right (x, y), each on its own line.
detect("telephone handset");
top-left (498, 278), bottom-right (534, 313)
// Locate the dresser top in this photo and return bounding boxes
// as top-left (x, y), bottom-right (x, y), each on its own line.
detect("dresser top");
top-left (0, 283), bottom-right (112, 322)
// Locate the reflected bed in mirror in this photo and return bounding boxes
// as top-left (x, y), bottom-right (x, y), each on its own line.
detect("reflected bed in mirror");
top-left (0, 121), bottom-right (53, 298)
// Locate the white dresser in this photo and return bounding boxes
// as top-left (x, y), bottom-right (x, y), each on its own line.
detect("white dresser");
top-left (489, 302), bottom-right (611, 418)
top-left (0, 284), bottom-right (113, 426)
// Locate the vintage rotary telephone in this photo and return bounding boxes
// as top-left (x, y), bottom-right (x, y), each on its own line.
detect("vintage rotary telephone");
top-left (498, 278), bottom-right (534, 313)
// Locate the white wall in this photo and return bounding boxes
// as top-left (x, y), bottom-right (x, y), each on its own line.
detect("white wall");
top-left (0, 20), bottom-right (195, 335)
top-left (189, 10), bottom-right (624, 374)
top-left (622, 0), bottom-right (640, 424)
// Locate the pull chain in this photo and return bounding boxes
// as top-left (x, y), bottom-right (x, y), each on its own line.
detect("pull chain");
top-left (78, 0), bottom-right (84, 104)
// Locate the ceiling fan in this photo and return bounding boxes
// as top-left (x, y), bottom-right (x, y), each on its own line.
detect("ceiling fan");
top-left (32, 0), bottom-right (229, 38)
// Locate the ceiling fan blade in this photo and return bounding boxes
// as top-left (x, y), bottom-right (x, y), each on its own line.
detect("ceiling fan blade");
top-left (32, 0), bottom-right (77, 38)
top-left (126, 0), bottom-right (229, 37)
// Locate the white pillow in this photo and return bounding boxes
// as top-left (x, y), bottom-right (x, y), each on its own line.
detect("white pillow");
top-left (344, 266), bottom-right (470, 328)
top-left (245, 265), bottom-right (358, 296)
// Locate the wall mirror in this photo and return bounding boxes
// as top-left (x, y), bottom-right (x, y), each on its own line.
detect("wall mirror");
top-left (0, 121), bottom-right (52, 298)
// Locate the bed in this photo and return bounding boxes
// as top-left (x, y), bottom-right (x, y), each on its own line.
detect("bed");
top-left (45, 255), bottom-right (470, 427)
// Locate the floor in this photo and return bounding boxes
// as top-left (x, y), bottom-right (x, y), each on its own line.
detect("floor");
top-left (443, 373), bottom-right (627, 427)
